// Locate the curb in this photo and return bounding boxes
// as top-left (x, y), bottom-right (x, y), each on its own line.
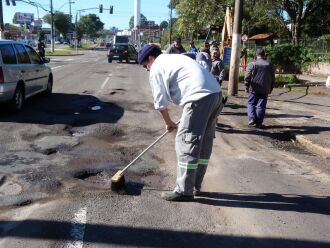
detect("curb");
top-left (296, 135), bottom-right (330, 158)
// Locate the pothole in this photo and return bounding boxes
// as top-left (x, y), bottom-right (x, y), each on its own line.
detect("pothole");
top-left (268, 131), bottom-right (314, 155)
top-left (0, 192), bottom-right (49, 208)
top-left (142, 174), bottom-right (164, 187)
top-left (72, 168), bottom-right (144, 194)
top-left (70, 124), bottom-right (125, 140)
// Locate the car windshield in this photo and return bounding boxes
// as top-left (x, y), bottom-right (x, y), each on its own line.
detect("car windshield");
top-left (112, 44), bottom-right (127, 50)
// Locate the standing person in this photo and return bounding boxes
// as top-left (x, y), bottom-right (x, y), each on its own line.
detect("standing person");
top-left (240, 48), bottom-right (248, 71)
top-left (210, 50), bottom-right (225, 85)
top-left (166, 37), bottom-right (186, 54)
top-left (189, 40), bottom-right (198, 54)
top-left (196, 47), bottom-right (212, 71)
top-left (244, 48), bottom-right (275, 128)
top-left (137, 44), bottom-right (223, 201)
top-left (37, 39), bottom-right (46, 58)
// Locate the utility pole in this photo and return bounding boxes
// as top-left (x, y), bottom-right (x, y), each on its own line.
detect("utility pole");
top-left (228, 0), bottom-right (243, 96)
top-left (69, 0), bottom-right (72, 23)
top-left (0, 0), bottom-right (4, 39)
top-left (50, 0), bottom-right (54, 52)
top-left (134, 0), bottom-right (140, 49)
top-left (169, 0), bottom-right (173, 46)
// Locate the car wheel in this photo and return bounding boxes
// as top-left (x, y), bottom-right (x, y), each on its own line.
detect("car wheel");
top-left (44, 76), bottom-right (53, 96)
top-left (10, 85), bottom-right (24, 112)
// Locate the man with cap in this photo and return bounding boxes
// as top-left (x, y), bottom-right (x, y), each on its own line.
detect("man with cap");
top-left (166, 37), bottom-right (186, 54)
top-left (244, 48), bottom-right (275, 128)
top-left (138, 44), bottom-right (223, 201)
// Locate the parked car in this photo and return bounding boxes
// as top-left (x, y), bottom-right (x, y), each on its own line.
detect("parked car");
top-left (0, 40), bottom-right (53, 112)
top-left (107, 43), bottom-right (138, 63)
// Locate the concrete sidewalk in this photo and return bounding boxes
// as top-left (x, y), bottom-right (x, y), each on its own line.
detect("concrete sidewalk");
top-left (296, 73), bottom-right (328, 85)
top-left (221, 82), bottom-right (330, 169)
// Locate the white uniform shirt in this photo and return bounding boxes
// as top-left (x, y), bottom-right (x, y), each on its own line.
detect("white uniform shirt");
top-left (149, 54), bottom-right (221, 110)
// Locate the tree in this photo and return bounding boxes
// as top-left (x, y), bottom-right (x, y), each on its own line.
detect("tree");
top-left (43, 11), bottom-right (71, 38)
top-left (302, 7), bottom-right (330, 37)
top-left (129, 14), bottom-right (148, 29)
top-left (160, 21), bottom-right (169, 30)
top-left (272, 0), bottom-right (330, 44)
top-left (242, 0), bottom-right (287, 37)
top-left (77, 14), bottom-right (104, 39)
top-left (37, 29), bottom-right (45, 40)
top-left (174, 0), bottom-right (231, 39)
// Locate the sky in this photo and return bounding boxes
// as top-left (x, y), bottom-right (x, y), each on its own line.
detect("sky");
top-left (3, 0), bottom-right (173, 30)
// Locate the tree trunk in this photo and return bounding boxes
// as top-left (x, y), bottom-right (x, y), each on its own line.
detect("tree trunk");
top-left (292, 1), bottom-right (303, 45)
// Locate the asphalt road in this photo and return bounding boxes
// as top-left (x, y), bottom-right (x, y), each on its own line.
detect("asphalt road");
top-left (0, 50), bottom-right (329, 248)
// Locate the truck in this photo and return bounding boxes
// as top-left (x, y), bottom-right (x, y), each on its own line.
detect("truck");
top-left (113, 35), bottom-right (129, 44)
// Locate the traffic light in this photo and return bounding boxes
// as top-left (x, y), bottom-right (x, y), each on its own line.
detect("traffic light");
top-left (110, 5), bottom-right (113, 14)
top-left (99, 4), bottom-right (103, 13)
top-left (5, 0), bottom-right (10, 6)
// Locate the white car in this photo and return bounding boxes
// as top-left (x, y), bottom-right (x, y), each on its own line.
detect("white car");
top-left (0, 40), bottom-right (53, 111)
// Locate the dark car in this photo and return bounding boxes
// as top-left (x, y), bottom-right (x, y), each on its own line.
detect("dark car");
top-left (107, 43), bottom-right (138, 63)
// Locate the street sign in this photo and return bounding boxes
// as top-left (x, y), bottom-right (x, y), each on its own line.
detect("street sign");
top-left (241, 34), bottom-right (248, 42)
top-left (223, 47), bottom-right (232, 65)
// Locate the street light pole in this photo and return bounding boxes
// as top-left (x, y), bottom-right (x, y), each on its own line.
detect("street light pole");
top-left (50, 0), bottom-right (54, 52)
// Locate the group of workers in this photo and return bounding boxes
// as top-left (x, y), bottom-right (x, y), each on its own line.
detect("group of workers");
top-left (166, 37), bottom-right (225, 86)
top-left (137, 37), bottom-right (275, 202)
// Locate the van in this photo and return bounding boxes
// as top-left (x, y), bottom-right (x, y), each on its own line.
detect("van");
top-left (0, 40), bottom-right (53, 112)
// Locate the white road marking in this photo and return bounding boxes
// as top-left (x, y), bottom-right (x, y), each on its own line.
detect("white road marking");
top-left (66, 207), bottom-right (87, 248)
top-left (98, 73), bottom-right (112, 93)
top-left (51, 65), bottom-right (65, 70)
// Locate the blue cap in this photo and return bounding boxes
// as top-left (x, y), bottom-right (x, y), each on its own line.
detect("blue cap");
top-left (137, 44), bottom-right (160, 64)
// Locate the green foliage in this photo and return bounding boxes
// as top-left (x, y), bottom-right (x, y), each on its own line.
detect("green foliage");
top-left (265, 44), bottom-right (314, 73)
top-left (160, 21), bottom-right (169, 30)
top-left (275, 74), bottom-right (299, 88)
top-left (174, 0), bottom-right (231, 39)
top-left (319, 35), bottom-right (330, 42)
top-left (77, 14), bottom-right (104, 39)
top-left (37, 29), bottom-right (45, 40)
top-left (43, 12), bottom-right (71, 37)
top-left (129, 14), bottom-right (148, 29)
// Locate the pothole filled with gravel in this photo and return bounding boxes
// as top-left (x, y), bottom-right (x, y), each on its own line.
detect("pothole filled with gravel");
top-left (267, 131), bottom-right (314, 155)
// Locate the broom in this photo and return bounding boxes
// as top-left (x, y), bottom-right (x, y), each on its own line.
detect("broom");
top-left (110, 122), bottom-right (178, 191)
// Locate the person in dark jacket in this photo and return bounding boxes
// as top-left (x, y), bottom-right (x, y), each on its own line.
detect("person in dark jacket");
top-left (37, 39), bottom-right (46, 58)
top-left (244, 48), bottom-right (275, 128)
top-left (210, 50), bottom-right (225, 85)
top-left (166, 37), bottom-right (186, 54)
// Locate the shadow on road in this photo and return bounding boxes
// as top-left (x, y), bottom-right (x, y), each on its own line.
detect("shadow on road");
top-left (195, 192), bottom-right (330, 216)
top-left (221, 111), bottom-right (314, 119)
top-left (0, 93), bottom-right (124, 127)
top-left (216, 122), bottom-right (330, 139)
top-left (0, 219), bottom-right (329, 247)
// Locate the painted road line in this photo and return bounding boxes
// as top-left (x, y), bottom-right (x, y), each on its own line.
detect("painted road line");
top-left (51, 65), bottom-right (65, 70)
top-left (98, 73), bottom-right (112, 94)
top-left (66, 207), bottom-right (87, 248)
